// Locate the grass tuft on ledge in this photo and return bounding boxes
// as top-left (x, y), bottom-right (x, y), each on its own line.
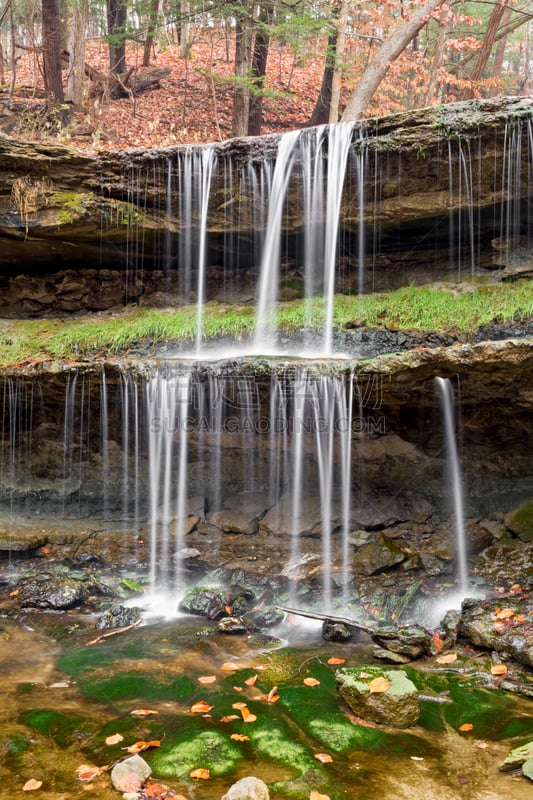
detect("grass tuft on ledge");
top-left (0, 281), bottom-right (531, 368)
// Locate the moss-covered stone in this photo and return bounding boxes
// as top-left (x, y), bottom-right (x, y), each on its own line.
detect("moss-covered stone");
top-left (505, 500), bottom-right (533, 542)
top-left (336, 666), bottom-right (419, 728)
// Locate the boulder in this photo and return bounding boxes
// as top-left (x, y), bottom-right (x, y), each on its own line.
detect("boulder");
top-left (505, 500), bottom-right (533, 542)
top-left (18, 573), bottom-right (87, 609)
top-left (353, 532), bottom-right (407, 576)
top-left (178, 585), bottom-right (226, 618)
top-left (370, 625), bottom-right (431, 659)
top-left (221, 776), bottom-right (270, 800)
top-left (111, 754), bottom-right (151, 793)
top-left (336, 666), bottom-right (419, 728)
top-left (459, 597), bottom-right (533, 668)
top-left (499, 740), bottom-right (533, 772)
top-left (0, 527), bottom-right (48, 552)
top-left (322, 620), bottom-right (353, 642)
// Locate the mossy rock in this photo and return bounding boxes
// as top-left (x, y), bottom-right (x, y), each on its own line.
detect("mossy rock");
top-left (19, 709), bottom-right (95, 748)
top-left (499, 740), bottom-right (533, 772)
top-left (505, 500), bottom-right (533, 542)
top-left (336, 666), bottom-right (419, 728)
top-left (149, 726), bottom-right (242, 778)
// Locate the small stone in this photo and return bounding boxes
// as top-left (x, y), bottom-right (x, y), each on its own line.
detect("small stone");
top-left (111, 755), bottom-right (151, 793)
top-left (221, 776), bottom-right (270, 800)
top-left (322, 620), bottom-right (353, 642)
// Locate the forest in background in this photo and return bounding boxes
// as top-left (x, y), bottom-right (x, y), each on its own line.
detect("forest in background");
top-left (0, 0), bottom-right (531, 151)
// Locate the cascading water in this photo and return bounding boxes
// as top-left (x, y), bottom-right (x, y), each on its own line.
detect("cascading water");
top-left (435, 376), bottom-right (468, 596)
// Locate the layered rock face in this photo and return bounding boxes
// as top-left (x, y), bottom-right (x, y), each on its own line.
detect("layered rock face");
top-left (0, 97), bottom-right (531, 314)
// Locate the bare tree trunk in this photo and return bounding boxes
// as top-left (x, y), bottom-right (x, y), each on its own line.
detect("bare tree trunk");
top-left (341, 0), bottom-right (444, 122)
top-left (329, 0), bottom-right (348, 123)
top-left (67, 0), bottom-right (88, 106)
top-left (308, 30), bottom-right (336, 126)
top-left (179, 0), bottom-right (192, 58)
top-left (464, 0), bottom-right (508, 99)
top-left (419, 7), bottom-right (451, 107)
top-left (106, 0), bottom-right (127, 74)
top-left (248, 2), bottom-right (271, 136)
top-left (232, 1), bottom-right (254, 137)
top-left (8, 0), bottom-right (16, 99)
top-left (142, 0), bottom-right (159, 66)
top-left (490, 4), bottom-right (512, 94)
top-left (42, 0), bottom-right (65, 103)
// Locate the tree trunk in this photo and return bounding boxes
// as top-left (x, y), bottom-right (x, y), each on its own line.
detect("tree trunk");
top-left (247, 2), bottom-right (271, 136)
top-left (42, 0), bottom-right (65, 103)
top-left (179, 0), bottom-right (192, 59)
top-left (66, 0), bottom-right (88, 106)
top-left (232, 1), bottom-right (254, 138)
top-left (341, 0), bottom-right (444, 122)
top-left (329, 0), bottom-right (348, 123)
top-left (419, 7), bottom-right (451, 107)
top-left (308, 31), bottom-right (336, 126)
top-left (464, 0), bottom-right (508, 99)
top-left (491, 5), bottom-right (512, 90)
top-left (106, 0), bottom-right (127, 75)
top-left (142, 0), bottom-right (159, 66)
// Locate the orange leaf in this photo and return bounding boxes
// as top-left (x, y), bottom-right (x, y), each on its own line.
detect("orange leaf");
top-left (230, 733), bottom-right (250, 741)
top-left (190, 701), bottom-right (214, 714)
top-left (303, 677), bottom-right (320, 687)
top-left (310, 791), bottom-right (330, 800)
top-left (431, 633), bottom-right (444, 653)
top-left (459, 723), bottom-right (473, 732)
top-left (221, 661), bottom-right (239, 671)
top-left (490, 664), bottom-right (507, 676)
top-left (225, 605), bottom-right (232, 614)
top-left (220, 715), bottom-right (240, 723)
top-left (233, 686), bottom-right (243, 692)
top-left (245, 675), bottom-right (258, 686)
top-left (105, 733), bottom-right (124, 746)
top-left (435, 653), bottom-right (457, 664)
top-left (22, 779), bottom-right (42, 791)
top-left (130, 709), bottom-right (158, 716)
top-left (233, 704), bottom-right (257, 722)
top-left (253, 664), bottom-right (268, 670)
top-left (261, 686), bottom-right (279, 703)
top-left (495, 608), bottom-right (514, 619)
top-left (314, 753), bottom-right (333, 763)
top-left (9, 588), bottom-right (19, 597)
top-left (190, 768), bottom-right (210, 780)
top-left (197, 675), bottom-right (216, 684)
top-left (327, 657), bottom-right (345, 665)
top-left (513, 615), bottom-right (526, 623)
top-left (232, 702), bottom-right (247, 710)
top-left (368, 676), bottom-right (391, 694)
top-left (124, 740), bottom-right (160, 754)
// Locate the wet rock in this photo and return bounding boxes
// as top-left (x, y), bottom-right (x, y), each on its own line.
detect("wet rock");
top-left (209, 509), bottom-right (258, 535)
top-left (169, 514), bottom-right (200, 536)
top-left (370, 625), bottom-right (431, 659)
top-left (336, 666), bottom-right (419, 728)
top-left (466, 521), bottom-right (496, 553)
top-left (0, 527), bottom-right (48, 552)
top-left (459, 597), bottom-right (533, 668)
top-left (499, 740), bottom-right (533, 772)
top-left (218, 616), bottom-right (248, 634)
top-left (221, 776), bottom-right (270, 800)
top-left (505, 500), bottom-right (533, 542)
top-left (18, 573), bottom-right (87, 609)
top-left (322, 620), bottom-right (353, 642)
top-left (260, 494), bottom-right (329, 537)
top-left (247, 607), bottom-right (284, 628)
top-left (178, 585), bottom-right (226, 618)
top-left (111, 754), bottom-right (151, 793)
top-left (441, 609), bottom-right (461, 646)
top-left (227, 585), bottom-right (255, 616)
top-left (372, 647), bottom-right (411, 665)
top-left (353, 532), bottom-right (407, 576)
top-left (523, 760), bottom-right (533, 781)
top-left (95, 604), bottom-right (143, 630)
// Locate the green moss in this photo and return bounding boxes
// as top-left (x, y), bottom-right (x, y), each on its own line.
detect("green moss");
top-left (19, 709), bottom-right (94, 748)
top-left (57, 210), bottom-right (74, 225)
top-left (149, 723), bottom-right (242, 778)
top-left (77, 671), bottom-right (196, 705)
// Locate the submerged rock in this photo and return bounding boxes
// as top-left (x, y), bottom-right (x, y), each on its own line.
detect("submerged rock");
top-left (111, 754), bottom-right (151, 793)
top-left (221, 777), bottom-right (270, 800)
top-left (336, 666), bottom-right (419, 728)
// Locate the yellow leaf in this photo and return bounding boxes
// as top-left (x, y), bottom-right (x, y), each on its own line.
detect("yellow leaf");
top-left (327, 657), bottom-right (345, 665)
top-left (190, 768), bottom-right (210, 780)
top-left (459, 723), bottom-right (473, 732)
top-left (303, 677), bottom-right (320, 687)
top-left (22, 779), bottom-right (42, 791)
top-left (490, 664), bottom-right (508, 676)
top-left (130, 709), bottom-right (158, 716)
top-left (105, 733), bottom-right (124, 746)
top-left (314, 753), bottom-right (333, 763)
top-left (230, 733), bottom-right (250, 741)
top-left (368, 676), bottom-right (391, 694)
top-left (190, 700), bottom-right (214, 714)
top-left (197, 675), bottom-right (216, 684)
top-left (245, 675), bottom-right (258, 686)
top-left (435, 653), bottom-right (457, 664)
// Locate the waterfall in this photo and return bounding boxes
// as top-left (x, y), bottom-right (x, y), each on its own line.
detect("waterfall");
top-left (435, 377), bottom-right (468, 594)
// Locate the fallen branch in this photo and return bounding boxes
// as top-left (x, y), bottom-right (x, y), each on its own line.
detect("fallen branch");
top-left (86, 616), bottom-right (143, 646)
top-left (276, 605), bottom-right (374, 634)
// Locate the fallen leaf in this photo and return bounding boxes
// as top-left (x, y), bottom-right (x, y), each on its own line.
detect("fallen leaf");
top-left (431, 633), bottom-right (444, 653)
top-left (220, 714), bottom-right (240, 723)
top-left (459, 723), bottom-right (473, 732)
top-left (495, 608), bottom-right (515, 619)
top-left (123, 739), bottom-right (160, 754)
top-left (303, 677), bottom-right (320, 687)
top-left (309, 791), bottom-right (330, 800)
top-left (368, 676), bottom-right (391, 694)
top-left (261, 685), bottom-right (280, 703)
top-left (221, 661), bottom-right (240, 671)
top-left (490, 664), bottom-right (508, 676)
top-left (233, 704), bottom-right (257, 722)
top-left (225, 605), bottom-right (232, 614)
top-left (130, 709), bottom-right (158, 716)
top-left (410, 756), bottom-right (424, 761)
top-left (253, 664), bottom-right (268, 670)
top-left (475, 740), bottom-right (489, 749)
top-left (513, 614), bottom-right (526, 623)
top-left (327, 657), bottom-right (345, 665)
top-left (190, 700), bottom-right (214, 714)
top-left (232, 701), bottom-right (247, 710)
top-left (197, 675), bottom-right (216, 684)
top-left (105, 733), bottom-right (124, 746)
top-left (244, 675), bottom-right (258, 686)
top-left (359, 671), bottom-right (369, 679)
top-left (190, 768), bottom-right (210, 780)
top-left (230, 733), bottom-right (251, 741)
top-left (22, 779), bottom-right (42, 791)
top-left (314, 753), bottom-right (333, 763)
top-left (77, 766), bottom-right (105, 782)
top-left (435, 653), bottom-right (457, 664)
top-left (9, 588), bottom-right (20, 597)
top-left (233, 685), bottom-right (243, 692)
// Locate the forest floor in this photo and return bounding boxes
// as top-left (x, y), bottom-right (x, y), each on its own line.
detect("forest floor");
top-left (0, 33), bottom-right (326, 151)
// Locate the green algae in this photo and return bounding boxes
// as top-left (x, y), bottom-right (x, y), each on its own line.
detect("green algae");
top-left (77, 671), bottom-right (196, 705)
top-left (149, 722), bottom-right (242, 778)
top-left (19, 708), bottom-right (95, 748)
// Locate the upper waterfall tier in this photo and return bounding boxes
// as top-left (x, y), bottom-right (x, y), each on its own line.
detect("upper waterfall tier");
top-left (0, 97), bottom-right (531, 307)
